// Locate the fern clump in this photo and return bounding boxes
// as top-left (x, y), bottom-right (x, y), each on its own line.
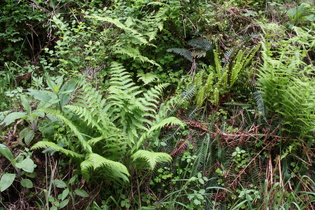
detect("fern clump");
top-left (257, 26), bottom-right (315, 139)
top-left (32, 62), bottom-right (185, 183)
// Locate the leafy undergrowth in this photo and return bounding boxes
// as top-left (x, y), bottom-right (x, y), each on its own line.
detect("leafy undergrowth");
top-left (1, 0), bottom-right (315, 209)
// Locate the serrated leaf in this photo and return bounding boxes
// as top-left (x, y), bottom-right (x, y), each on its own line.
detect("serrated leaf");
top-left (0, 173), bottom-right (16, 192)
top-left (21, 178), bottom-right (33, 188)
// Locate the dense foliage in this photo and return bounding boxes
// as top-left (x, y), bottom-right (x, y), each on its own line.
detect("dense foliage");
top-left (1, 0), bottom-right (315, 209)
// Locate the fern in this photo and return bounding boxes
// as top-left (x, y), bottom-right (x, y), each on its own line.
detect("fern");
top-left (115, 46), bottom-right (160, 67)
top-left (254, 91), bottom-right (267, 121)
top-left (32, 62), bottom-right (184, 184)
top-left (81, 153), bottom-right (129, 182)
top-left (135, 117), bottom-right (185, 152)
top-left (167, 48), bottom-right (193, 62)
top-left (147, 117), bottom-right (185, 135)
top-left (105, 62), bottom-right (171, 146)
top-left (86, 15), bottom-right (148, 45)
top-left (31, 141), bottom-right (84, 159)
top-left (39, 108), bottom-right (93, 153)
top-left (188, 39), bottom-right (214, 51)
top-left (138, 72), bottom-right (160, 85)
top-left (131, 150), bottom-right (172, 170)
top-left (257, 35), bottom-right (315, 138)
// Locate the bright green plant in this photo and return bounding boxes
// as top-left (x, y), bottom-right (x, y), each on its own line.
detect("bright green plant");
top-left (31, 62), bottom-right (185, 184)
top-left (44, 176), bottom-right (89, 210)
top-left (0, 75), bottom-right (76, 145)
top-left (0, 144), bottom-right (37, 192)
top-left (1, 95), bottom-right (44, 146)
top-left (286, 2), bottom-right (315, 27)
top-left (231, 147), bottom-right (250, 172)
top-left (257, 25), bottom-right (315, 139)
top-left (194, 37), bottom-right (260, 107)
top-left (168, 36), bottom-right (260, 107)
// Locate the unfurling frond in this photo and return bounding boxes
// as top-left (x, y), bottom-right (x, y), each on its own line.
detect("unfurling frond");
top-left (131, 150), bottom-right (172, 170)
top-left (81, 153), bottom-right (129, 183)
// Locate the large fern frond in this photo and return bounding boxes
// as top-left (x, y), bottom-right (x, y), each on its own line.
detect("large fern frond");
top-left (147, 117), bottom-right (185, 134)
top-left (131, 150), bottom-right (172, 170)
top-left (41, 108), bottom-right (92, 153)
top-left (142, 83), bottom-right (169, 112)
top-left (115, 46), bottom-right (160, 67)
top-left (85, 15), bottom-right (148, 45)
top-left (105, 62), bottom-right (170, 146)
top-left (135, 117), bottom-right (185, 151)
top-left (31, 141), bottom-right (84, 159)
top-left (81, 153), bottom-right (129, 183)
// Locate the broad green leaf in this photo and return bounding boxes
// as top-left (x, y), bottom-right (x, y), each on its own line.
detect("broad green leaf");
top-left (15, 158), bottom-right (37, 173)
top-left (2, 112), bottom-right (27, 126)
top-left (55, 75), bottom-right (64, 91)
top-left (0, 144), bottom-right (15, 163)
top-left (75, 189), bottom-right (89, 197)
top-left (21, 178), bottom-right (33, 188)
top-left (26, 172), bottom-right (37, 178)
top-left (32, 109), bottom-right (45, 118)
top-left (48, 196), bottom-right (55, 202)
top-left (28, 89), bottom-right (54, 102)
top-left (54, 179), bottom-right (67, 188)
top-left (59, 79), bottom-right (77, 107)
top-left (193, 199), bottom-right (201, 205)
top-left (0, 173), bottom-right (16, 192)
top-left (46, 76), bottom-right (59, 94)
top-left (59, 199), bottom-right (69, 208)
top-left (21, 95), bottom-right (31, 114)
top-left (58, 188), bottom-right (69, 200)
top-left (19, 128), bottom-right (35, 145)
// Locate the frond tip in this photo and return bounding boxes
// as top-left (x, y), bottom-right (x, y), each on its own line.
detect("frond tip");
top-left (81, 153), bottom-right (130, 183)
top-left (31, 141), bottom-right (84, 159)
top-left (131, 150), bottom-right (172, 170)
